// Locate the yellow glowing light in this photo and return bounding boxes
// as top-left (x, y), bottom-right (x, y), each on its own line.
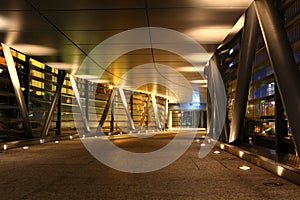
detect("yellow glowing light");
top-left (23, 146), bottom-right (29, 150)
top-left (239, 151), bottom-right (244, 158)
top-left (108, 84), bottom-right (114, 90)
top-left (3, 144), bottom-right (7, 151)
top-left (239, 166), bottom-right (251, 170)
top-left (70, 136), bottom-right (73, 140)
top-left (213, 151), bottom-right (221, 154)
top-left (55, 141), bottom-right (59, 144)
top-left (277, 166), bottom-right (284, 176)
top-left (220, 144), bottom-right (225, 150)
top-left (201, 143), bottom-right (206, 147)
top-left (40, 139), bottom-right (45, 144)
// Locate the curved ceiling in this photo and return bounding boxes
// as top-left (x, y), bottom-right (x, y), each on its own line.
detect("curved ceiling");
top-left (0, 0), bottom-right (253, 103)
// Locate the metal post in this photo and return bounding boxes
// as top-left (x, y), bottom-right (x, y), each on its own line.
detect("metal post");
top-left (2, 43), bottom-right (33, 138)
top-left (213, 54), bottom-right (229, 143)
top-left (110, 101), bottom-right (114, 133)
top-left (151, 94), bottom-right (162, 130)
top-left (96, 88), bottom-right (117, 134)
top-left (41, 70), bottom-right (66, 138)
top-left (56, 90), bottom-right (62, 136)
top-left (118, 88), bottom-right (135, 130)
top-left (229, 3), bottom-right (258, 143)
top-left (275, 83), bottom-right (287, 162)
top-left (139, 95), bottom-right (150, 131)
top-left (24, 56), bottom-right (30, 111)
top-left (255, 0), bottom-right (300, 157)
top-left (69, 75), bottom-right (90, 133)
top-left (84, 80), bottom-right (89, 121)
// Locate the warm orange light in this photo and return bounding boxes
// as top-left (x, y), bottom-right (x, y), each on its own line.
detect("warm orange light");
top-left (108, 84), bottom-right (114, 90)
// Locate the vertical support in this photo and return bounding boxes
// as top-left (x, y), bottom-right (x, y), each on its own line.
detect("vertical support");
top-left (165, 99), bottom-right (169, 129)
top-left (84, 80), bottom-right (89, 121)
top-left (213, 54), bottom-right (229, 142)
top-left (56, 90), bottom-right (62, 136)
top-left (96, 88), bottom-right (117, 134)
top-left (2, 43), bottom-right (33, 138)
top-left (255, 0), bottom-right (300, 157)
top-left (151, 94), bottom-right (162, 130)
top-left (130, 93), bottom-right (134, 120)
top-left (229, 3), bottom-right (258, 143)
top-left (139, 95), bottom-right (150, 131)
top-left (70, 75), bottom-right (90, 133)
top-left (168, 110), bottom-right (172, 130)
top-left (118, 88), bottom-right (135, 130)
top-left (41, 70), bottom-right (66, 138)
top-left (275, 83), bottom-right (287, 162)
top-left (110, 101), bottom-right (114, 133)
top-left (24, 56), bottom-right (30, 111)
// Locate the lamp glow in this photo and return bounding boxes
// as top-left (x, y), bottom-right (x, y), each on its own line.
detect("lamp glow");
top-left (3, 144), bottom-right (7, 151)
top-left (239, 166), bottom-right (251, 170)
top-left (55, 141), bottom-right (59, 144)
top-left (70, 136), bottom-right (73, 140)
top-left (213, 151), bottom-right (221, 154)
top-left (220, 144), bottom-right (225, 150)
top-left (23, 146), bottom-right (29, 150)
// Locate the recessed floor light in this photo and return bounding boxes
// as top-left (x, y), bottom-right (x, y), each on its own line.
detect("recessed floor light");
top-left (239, 166), bottom-right (251, 170)
top-left (3, 144), bottom-right (7, 151)
top-left (213, 151), bottom-right (221, 154)
top-left (55, 141), bottom-right (59, 144)
top-left (23, 146), bottom-right (29, 150)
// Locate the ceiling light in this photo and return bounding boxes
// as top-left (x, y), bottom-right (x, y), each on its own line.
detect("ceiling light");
top-left (177, 66), bottom-right (205, 72)
top-left (108, 84), bottom-right (114, 90)
top-left (190, 80), bottom-right (207, 84)
top-left (187, 28), bottom-right (233, 44)
top-left (46, 62), bottom-right (76, 70)
top-left (10, 44), bottom-right (57, 56)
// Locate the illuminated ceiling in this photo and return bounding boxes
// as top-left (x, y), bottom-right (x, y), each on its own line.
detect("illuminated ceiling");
top-left (0, 0), bottom-right (254, 103)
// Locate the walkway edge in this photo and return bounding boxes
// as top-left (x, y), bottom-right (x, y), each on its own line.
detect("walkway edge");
top-left (217, 141), bottom-right (300, 185)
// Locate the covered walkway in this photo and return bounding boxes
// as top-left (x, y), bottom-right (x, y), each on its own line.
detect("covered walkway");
top-left (0, 133), bottom-right (299, 199)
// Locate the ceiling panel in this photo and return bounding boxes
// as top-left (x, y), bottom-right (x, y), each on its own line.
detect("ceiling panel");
top-left (28, 0), bottom-right (145, 10)
top-left (41, 10), bottom-right (148, 31)
top-left (147, 0), bottom-right (253, 8)
top-left (148, 8), bottom-right (243, 30)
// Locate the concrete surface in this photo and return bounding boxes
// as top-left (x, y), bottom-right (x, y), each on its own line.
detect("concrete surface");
top-left (0, 133), bottom-right (299, 199)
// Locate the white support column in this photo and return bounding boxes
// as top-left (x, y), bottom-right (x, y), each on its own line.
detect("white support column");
top-left (139, 95), bottom-right (150, 132)
top-left (151, 94), bottom-right (161, 130)
top-left (118, 88), bottom-right (135, 130)
top-left (70, 75), bottom-right (90, 133)
top-left (2, 43), bottom-right (33, 138)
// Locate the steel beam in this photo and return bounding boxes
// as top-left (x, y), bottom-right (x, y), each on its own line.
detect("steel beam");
top-left (139, 95), bottom-right (150, 131)
top-left (255, 0), bottom-right (300, 157)
top-left (96, 88), bottom-right (117, 134)
top-left (41, 70), bottom-right (66, 138)
top-left (2, 43), bottom-right (33, 138)
top-left (69, 75), bottom-right (90, 133)
top-left (229, 3), bottom-right (258, 143)
top-left (118, 88), bottom-right (135, 130)
top-left (213, 54), bottom-right (229, 143)
top-left (151, 94), bottom-right (162, 130)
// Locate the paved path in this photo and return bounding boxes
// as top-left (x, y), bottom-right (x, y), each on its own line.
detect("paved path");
top-left (0, 134), bottom-right (299, 199)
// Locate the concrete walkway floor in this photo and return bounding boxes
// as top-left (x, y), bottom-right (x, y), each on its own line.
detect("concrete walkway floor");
top-left (0, 133), bottom-right (299, 200)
